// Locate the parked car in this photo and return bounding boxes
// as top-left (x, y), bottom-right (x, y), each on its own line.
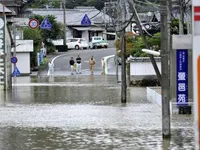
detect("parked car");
top-left (66, 38), bottom-right (88, 50)
top-left (89, 36), bottom-right (108, 49)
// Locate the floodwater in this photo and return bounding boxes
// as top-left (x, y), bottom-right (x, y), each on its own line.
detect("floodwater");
top-left (0, 76), bottom-right (194, 150)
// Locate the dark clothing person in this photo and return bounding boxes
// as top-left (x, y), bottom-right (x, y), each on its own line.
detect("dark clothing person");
top-left (69, 57), bottom-right (75, 75)
top-left (76, 57), bottom-right (81, 64)
top-left (69, 59), bottom-right (75, 65)
top-left (76, 55), bottom-right (82, 74)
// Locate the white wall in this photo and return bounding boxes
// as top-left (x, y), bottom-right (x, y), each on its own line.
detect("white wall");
top-left (12, 53), bottom-right (30, 74)
top-left (130, 61), bottom-right (161, 76)
top-left (11, 40), bottom-right (33, 52)
top-left (82, 30), bottom-right (89, 42)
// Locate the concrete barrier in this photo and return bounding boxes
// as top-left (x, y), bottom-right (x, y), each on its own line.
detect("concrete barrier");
top-left (104, 55), bottom-right (115, 75)
top-left (146, 87), bottom-right (193, 114)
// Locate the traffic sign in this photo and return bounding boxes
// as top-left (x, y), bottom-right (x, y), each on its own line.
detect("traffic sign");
top-left (12, 66), bottom-right (20, 76)
top-left (193, 1), bottom-right (200, 149)
top-left (11, 56), bottom-right (18, 64)
top-left (28, 18), bottom-right (39, 29)
top-left (40, 17), bottom-right (52, 30)
top-left (81, 14), bottom-right (91, 26)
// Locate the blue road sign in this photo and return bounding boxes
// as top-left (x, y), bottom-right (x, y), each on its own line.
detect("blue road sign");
top-left (11, 56), bottom-right (18, 64)
top-left (176, 49), bottom-right (188, 106)
top-left (40, 17), bottom-right (52, 30)
top-left (81, 14), bottom-right (91, 25)
top-left (12, 66), bottom-right (20, 76)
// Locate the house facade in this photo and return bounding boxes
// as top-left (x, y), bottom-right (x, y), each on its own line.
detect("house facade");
top-left (25, 6), bottom-right (114, 43)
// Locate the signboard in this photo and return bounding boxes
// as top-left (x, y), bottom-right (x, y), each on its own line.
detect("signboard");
top-left (11, 56), bottom-right (18, 64)
top-left (40, 17), bottom-right (52, 30)
top-left (12, 66), bottom-right (20, 77)
top-left (193, 0), bottom-right (200, 148)
top-left (176, 49), bottom-right (188, 106)
top-left (81, 14), bottom-right (91, 26)
top-left (0, 17), bottom-right (5, 88)
top-left (28, 18), bottom-right (39, 29)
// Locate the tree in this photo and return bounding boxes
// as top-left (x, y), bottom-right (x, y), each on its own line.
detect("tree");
top-left (30, 15), bottom-right (64, 52)
top-left (23, 28), bottom-right (42, 67)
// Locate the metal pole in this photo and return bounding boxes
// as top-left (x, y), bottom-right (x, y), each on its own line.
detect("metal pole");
top-left (131, 3), bottom-right (161, 83)
top-left (116, 50), bottom-right (119, 83)
top-left (179, 0), bottom-right (184, 34)
top-left (120, 0), bottom-right (127, 103)
top-left (121, 30), bottom-right (126, 103)
top-left (160, 0), bottom-right (171, 138)
top-left (63, 0), bottom-right (66, 46)
top-left (13, 25), bottom-right (17, 80)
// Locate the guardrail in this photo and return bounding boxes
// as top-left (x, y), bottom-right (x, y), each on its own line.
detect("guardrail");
top-left (103, 55), bottom-right (115, 75)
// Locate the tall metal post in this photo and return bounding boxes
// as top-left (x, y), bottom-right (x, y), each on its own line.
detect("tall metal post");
top-left (160, 0), bottom-right (171, 138)
top-left (120, 0), bottom-right (127, 103)
top-left (121, 30), bottom-right (126, 103)
top-left (179, 0), bottom-right (184, 34)
top-left (13, 25), bottom-right (17, 81)
top-left (131, 3), bottom-right (161, 83)
top-left (63, 0), bottom-right (66, 46)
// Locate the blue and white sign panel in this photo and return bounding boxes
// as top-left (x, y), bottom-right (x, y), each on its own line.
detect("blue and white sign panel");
top-left (40, 17), bottom-right (52, 30)
top-left (81, 14), bottom-right (91, 25)
top-left (11, 56), bottom-right (18, 64)
top-left (176, 49), bottom-right (188, 106)
top-left (12, 66), bottom-right (20, 77)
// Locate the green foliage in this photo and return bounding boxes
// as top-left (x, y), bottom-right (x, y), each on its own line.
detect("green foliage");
top-left (28, 0), bottom-right (106, 10)
top-left (30, 15), bottom-right (64, 41)
top-left (30, 0), bottom-right (48, 8)
top-left (115, 32), bottom-right (161, 58)
top-left (23, 28), bottom-right (42, 67)
top-left (24, 14), bottom-right (64, 67)
top-left (51, 0), bottom-right (60, 8)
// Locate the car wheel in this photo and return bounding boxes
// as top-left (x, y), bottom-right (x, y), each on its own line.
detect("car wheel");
top-left (104, 45), bottom-right (108, 48)
top-left (75, 45), bottom-right (79, 50)
top-left (94, 45), bottom-right (98, 49)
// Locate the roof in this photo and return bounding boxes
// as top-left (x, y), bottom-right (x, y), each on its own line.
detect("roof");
top-left (71, 26), bottom-right (105, 31)
top-left (28, 7), bottom-right (110, 26)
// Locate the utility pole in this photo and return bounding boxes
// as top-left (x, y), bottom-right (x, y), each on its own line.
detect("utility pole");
top-left (131, 2), bottom-right (161, 83)
top-left (160, 0), bottom-right (171, 138)
top-left (179, 0), bottom-right (184, 34)
top-left (104, 1), bottom-right (119, 83)
top-left (120, 0), bottom-right (127, 103)
top-left (63, 0), bottom-right (66, 46)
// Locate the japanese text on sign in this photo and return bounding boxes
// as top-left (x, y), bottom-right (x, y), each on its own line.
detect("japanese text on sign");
top-left (176, 50), bottom-right (188, 106)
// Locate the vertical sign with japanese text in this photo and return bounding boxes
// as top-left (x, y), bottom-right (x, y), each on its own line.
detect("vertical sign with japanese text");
top-left (192, 0), bottom-right (200, 148)
top-left (176, 49), bottom-right (188, 106)
top-left (0, 16), bottom-right (5, 89)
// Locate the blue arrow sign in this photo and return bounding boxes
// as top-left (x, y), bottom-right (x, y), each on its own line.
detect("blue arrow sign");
top-left (11, 56), bottom-right (18, 64)
top-left (40, 17), bottom-right (52, 30)
top-left (12, 66), bottom-right (20, 77)
top-left (81, 14), bottom-right (91, 26)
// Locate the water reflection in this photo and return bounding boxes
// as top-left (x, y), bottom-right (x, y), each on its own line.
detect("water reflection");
top-left (0, 76), bottom-right (194, 149)
top-left (0, 127), bottom-right (194, 150)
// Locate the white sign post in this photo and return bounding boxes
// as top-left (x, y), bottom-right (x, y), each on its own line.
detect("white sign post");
top-left (193, 0), bottom-right (200, 148)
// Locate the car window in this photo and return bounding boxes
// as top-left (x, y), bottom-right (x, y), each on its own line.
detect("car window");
top-left (80, 39), bottom-right (86, 42)
top-left (71, 39), bottom-right (78, 42)
top-left (67, 39), bottom-right (71, 43)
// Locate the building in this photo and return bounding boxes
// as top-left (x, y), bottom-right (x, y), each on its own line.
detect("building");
top-left (25, 6), bottom-right (114, 43)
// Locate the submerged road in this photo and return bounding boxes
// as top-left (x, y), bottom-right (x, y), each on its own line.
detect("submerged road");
top-left (0, 75), bottom-right (194, 149)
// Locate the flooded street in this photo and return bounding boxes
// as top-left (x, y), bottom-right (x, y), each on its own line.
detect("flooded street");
top-left (0, 76), bottom-right (194, 149)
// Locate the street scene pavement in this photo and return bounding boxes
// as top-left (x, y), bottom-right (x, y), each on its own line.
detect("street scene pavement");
top-left (40, 48), bottom-right (118, 76)
top-left (0, 48), bottom-right (194, 149)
